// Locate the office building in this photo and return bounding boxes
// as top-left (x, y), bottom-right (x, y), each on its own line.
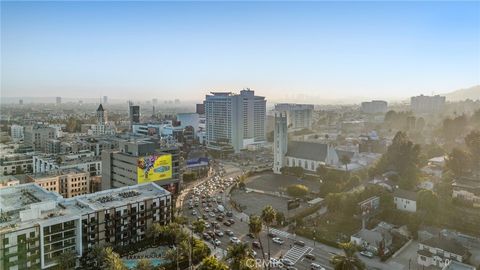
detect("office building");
top-left (273, 112), bottom-right (288, 174)
top-left (102, 138), bottom-right (181, 194)
top-left (103, 96), bottom-right (108, 104)
top-left (10, 125), bottom-right (24, 142)
top-left (24, 124), bottom-right (57, 152)
top-left (0, 182), bottom-right (172, 270)
top-left (26, 168), bottom-right (91, 198)
top-left (411, 95), bottom-right (446, 114)
top-left (56, 97), bottom-right (61, 105)
top-left (204, 89), bottom-right (266, 153)
top-left (129, 105), bottom-right (140, 129)
top-left (361, 100), bottom-right (388, 114)
top-left (274, 103), bottom-right (314, 130)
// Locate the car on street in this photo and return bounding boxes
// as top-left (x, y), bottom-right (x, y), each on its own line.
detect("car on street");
top-left (268, 232), bottom-right (277, 238)
top-left (310, 263), bottom-right (325, 270)
top-left (294, 240), bottom-right (305, 247)
top-left (272, 237), bottom-right (284, 244)
top-left (252, 241), bottom-right (261, 249)
top-left (230, 237), bottom-right (241, 244)
top-left (281, 258), bottom-right (294, 266)
top-left (360, 251), bottom-right (374, 258)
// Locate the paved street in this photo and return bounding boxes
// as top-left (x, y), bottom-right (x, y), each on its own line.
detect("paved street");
top-left (179, 162), bottom-right (398, 270)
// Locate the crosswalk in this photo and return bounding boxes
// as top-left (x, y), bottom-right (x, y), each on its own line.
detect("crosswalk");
top-left (269, 228), bottom-right (291, 239)
top-left (283, 246), bottom-right (313, 264)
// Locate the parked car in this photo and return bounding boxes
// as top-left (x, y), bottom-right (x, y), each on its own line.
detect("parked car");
top-left (267, 232), bottom-right (277, 238)
top-left (304, 254), bottom-right (316, 260)
top-left (214, 239), bottom-right (221, 246)
top-left (223, 221), bottom-right (232, 226)
top-left (227, 218), bottom-right (235, 224)
top-left (215, 231), bottom-right (224, 237)
top-left (247, 233), bottom-right (255, 239)
top-left (360, 251), bottom-right (374, 258)
top-left (226, 211), bottom-right (233, 217)
top-left (225, 230), bottom-right (234, 236)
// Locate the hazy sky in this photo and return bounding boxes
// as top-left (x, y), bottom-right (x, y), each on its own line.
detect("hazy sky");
top-left (1, 1), bottom-right (479, 102)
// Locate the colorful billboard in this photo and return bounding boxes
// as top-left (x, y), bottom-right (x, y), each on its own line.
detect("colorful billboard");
top-left (137, 154), bottom-right (172, 184)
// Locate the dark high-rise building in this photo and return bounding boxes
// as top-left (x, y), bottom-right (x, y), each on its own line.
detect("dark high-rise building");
top-left (129, 105), bottom-right (140, 123)
top-left (19, 99), bottom-right (23, 105)
top-left (196, 103), bottom-right (205, 115)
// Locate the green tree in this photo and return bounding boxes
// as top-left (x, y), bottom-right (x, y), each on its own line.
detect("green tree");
top-left (135, 258), bottom-right (153, 270)
top-left (226, 243), bottom-right (251, 270)
top-left (198, 256), bottom-right (228, 270)
top-left (286, 184), bottom-right (309, 197)
top-left (275, 211), bottom-right (285, 226)
top-left (193, 219), bottom-right (206, 234)
top-left (104, 247), bottom-right (127, 270)
top-left (417, 190), bottom-right (439, 214)
top-left (465, 130), bottom-right (480, 171)
top-left (55, 249), bottom-right (76, 270)
top-left (249, 215), bottom-right (266, 262)
top-left (330, 242), bottom-right (365, 270)
top-left (261, 206), bottom-right (276, 264)
top-left (325, 193), bottom-right (342, 213)
top-left (374, 131), bottom-right (421, 190)
top-left (340, 154), bottom-right (351, 173)
top-left (446, 148), bottom-right (471, 177)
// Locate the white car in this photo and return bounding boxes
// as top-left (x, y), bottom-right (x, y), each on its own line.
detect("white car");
top-left (281, 258), bottom-right (294, 266)
top-left (230, 237), bottom-right (241, 244)
top-left (209, 212), bottom-right (216, 217)
top-left (214, 239), bottom-right (221, 246)
top-left (272, 237), bottom-right (284, 245)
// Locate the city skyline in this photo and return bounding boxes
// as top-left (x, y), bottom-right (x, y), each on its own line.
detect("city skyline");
top-left (1, 1), bottom-right (479, 101)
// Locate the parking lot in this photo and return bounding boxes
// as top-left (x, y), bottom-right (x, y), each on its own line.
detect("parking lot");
top-left (245, 172), bottom-right (320, 194)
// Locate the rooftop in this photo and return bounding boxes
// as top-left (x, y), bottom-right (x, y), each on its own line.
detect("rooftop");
top-left (0, 182), bottom-right (170, 234)
top-left (393, 189), bottom-right (417, 201)
top-left (442, 261), bottom-right (477, 270)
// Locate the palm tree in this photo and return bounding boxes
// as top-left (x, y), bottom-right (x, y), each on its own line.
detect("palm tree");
top-left (340, 154), bottom-right (351, 173)
top-left (249, 215), bottom-right (266, 262)
top-left (55, 249), bottom-right (76, 270)
top-left (226, 243), bottom-right (250, 270)
top-left (198, 256), bottom-right (228, 270)
top-left (330, 242), bottom-right (366, 270)
top-left (261, 205), bottom-right (276, 266)
top-left (192, 219), bottom-right (206, 234)
top-left (104, 247), bottom-right (127, 270)
top-left (147, 223), bottom-right (163, 245)
top-left (135, 258), bottom-right (153, 270)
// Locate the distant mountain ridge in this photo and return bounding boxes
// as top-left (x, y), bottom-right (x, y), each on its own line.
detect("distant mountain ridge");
top-left (443, 85), bottom-right (480, 101)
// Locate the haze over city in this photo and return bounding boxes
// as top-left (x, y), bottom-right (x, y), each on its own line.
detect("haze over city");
top-left (1, 1), bottom-right (479, 103)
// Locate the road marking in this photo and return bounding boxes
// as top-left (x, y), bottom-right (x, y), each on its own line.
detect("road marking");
top-left (269, 228), bottom-right (291, 239)
top-left (283, 246), bottom-right (313, 264)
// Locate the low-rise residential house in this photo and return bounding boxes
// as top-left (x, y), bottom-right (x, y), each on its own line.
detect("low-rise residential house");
top-left (452, 178), bottom-right (480, 208)
top-left (351, 228), bottom-right (392, 254)
top-left (394, 189), bottom-right (417, 212)
top-left (417, 237), bottom-right (470, 269)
